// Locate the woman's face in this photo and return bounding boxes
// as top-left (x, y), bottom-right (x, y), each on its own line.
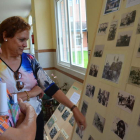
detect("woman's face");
top-left (6, 30), bottom-right (29, 56)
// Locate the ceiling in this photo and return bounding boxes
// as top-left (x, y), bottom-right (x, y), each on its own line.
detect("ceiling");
top-left (0, 0), bottom-right (31, 23)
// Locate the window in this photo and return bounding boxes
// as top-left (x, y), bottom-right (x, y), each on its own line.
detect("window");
top-left (55, 0), bottom-right (88, 73)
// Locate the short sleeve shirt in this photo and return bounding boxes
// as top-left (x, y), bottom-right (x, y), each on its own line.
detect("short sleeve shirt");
top-left (0, 53), bottom-right (59, 115)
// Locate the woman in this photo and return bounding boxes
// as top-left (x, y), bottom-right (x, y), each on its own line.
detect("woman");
top-left (0, 16), bottom-right (86, 140)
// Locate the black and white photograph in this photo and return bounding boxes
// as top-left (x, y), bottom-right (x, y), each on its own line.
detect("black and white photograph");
top-left (88, 135), bottom-right (94, 140)
top-left (126, 0), bottom-right (140, 8)
top-left (102, 54), bottom-right (124, 83)
top-left (97, 88), bottom-right (110, 107)
top-left (89, 64), bottom-right (99, 77)
top-left (137, 115), bottom-right (140, 127)
top-left (97, 22), bottom-right (109, 35)
top-left (128, 66), bottom-right (140, 87)
top-left (136, 18), bottom-right (140, 34)
top-left (117, 91), bottom-right (135, 113)
top-left (61, 110), bottom-right (70, 121)
top-left (76, 126), bottom-right (84, 139)
top-left (47, 117), bottom-right (55, 129)
top-left (93, 45), bottom-right (104, 57)
top-left (69, 115), bottom-right (75, 126)
top-left (136, 43), bottom-right (140, 57)
top-left (108, 20), bottom-right (118, 41)
top-left (81, 100), bottom-right (88, 117)
top-left (104, 0), bottom-right (121, 15)
top-left (85, 84), bottom-right (95, 99)
top-left (120, 10), bottom-right (136, 28)
top-left (56, 133), bottom-right (65, 140)
top-left (58, 104), bottom-right (65, 113)
top-left (49, 127), bottom-right (58, 139)
top-left (116, 31), bottom-right (132, 47)
top-left (111, 117), bottom-right (128, 139)
top-left (93, 112), bottom-right (105, 133)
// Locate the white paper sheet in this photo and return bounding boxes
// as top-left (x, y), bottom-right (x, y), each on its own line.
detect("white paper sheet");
top-left (126, 0), bottom-right (140, 8)
top-left (61, 129), bottom-right (69, 139)
top-left (0, 83), bottom-right (8, 115)
top-left (70, 92), bottom-right (80, 105)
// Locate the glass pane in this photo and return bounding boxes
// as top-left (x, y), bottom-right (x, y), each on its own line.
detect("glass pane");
top-left (57, 0), bottom-right (70, 63)
top-left (68, 0), bottom-right (88, 68)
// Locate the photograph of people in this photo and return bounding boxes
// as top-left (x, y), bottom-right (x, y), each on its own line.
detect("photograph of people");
top-left (0, 16), bottom-right (86, 140)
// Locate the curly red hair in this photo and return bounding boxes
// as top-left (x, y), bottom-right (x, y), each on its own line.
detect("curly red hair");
top-left (0, 16), bottom-right (31, 43)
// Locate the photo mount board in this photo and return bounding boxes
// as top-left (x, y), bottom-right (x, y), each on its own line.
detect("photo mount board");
top-left (44, 82), bottom-right (82, 140)
top-left (71, 0), bottom-right (140, 140)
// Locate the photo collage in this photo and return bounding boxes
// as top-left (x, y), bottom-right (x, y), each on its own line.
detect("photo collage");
top-left (75, 0), bottom-right (140, 139)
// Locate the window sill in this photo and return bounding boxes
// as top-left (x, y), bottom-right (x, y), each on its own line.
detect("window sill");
top-left (56, 63), bottom-right (86, 80)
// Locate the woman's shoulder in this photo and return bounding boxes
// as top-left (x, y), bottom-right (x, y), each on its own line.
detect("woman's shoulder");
top-left (22, 52), bottom-right (35, 60)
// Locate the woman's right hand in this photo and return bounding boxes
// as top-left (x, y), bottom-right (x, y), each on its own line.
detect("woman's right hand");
top-left (29, 86), bottom-right (45, 99)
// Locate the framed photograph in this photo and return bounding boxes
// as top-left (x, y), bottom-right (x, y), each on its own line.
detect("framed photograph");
top-left (88, 135), bottom-right (94, 140)
top-left (117, 91), bottom-right (135, 113)
top-left (62, 110), bottom-right (70, 121)
top-left (97, 88), bottom-right (110, 107)
top-left (85, 84), bottom-right (95, 99)
top-left (58, 104), bottom-right (65, 112)
top-left (49, 127), bottom-right (58, 139)
top-left (69, 116), bottom-right (75, 126)
top-left (76, 126), bottom-right (84, 139)
top-left (97, 22), bottom-right (109, 35)
top-left (136, 18), bottom-right (140, 34)
top-left (47, 117), bottom-right (55, 129)
top-left (104, 0), bottom-right (121, 15)
top-left (89, 64), bottom-right (99, 77)
top-left (93, 112), bottom-right (105, 133)
top-left (111, 117), bottom-right (128, 139)
top-left (116, 31), bottom-right (133, 47)
top-left (120, 10), bottom-right (136, 28)
top-left (81, 100), bottom-right (88, 116)
top-left (56, 133), bottom-right (66, 140)
top-left (93, 45), bottom-right (104, 57)
top-left (108, 20), bottom-right (118, 41)
top-left (137, 115), bottom-right (140, 127)
top-left (128, 66), bottom-right (140, 87)
top-left (102, 54), bottom-right (124, 83)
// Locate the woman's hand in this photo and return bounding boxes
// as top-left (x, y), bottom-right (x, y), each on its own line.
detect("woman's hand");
top-left (72, 107), bottom-right (86, 130)
top-left (29, 86), bottom-right (44, 99)
top-left (16, 112), bottom-right (25, 127)
top-left (16, 98), bottom-right (37, 127)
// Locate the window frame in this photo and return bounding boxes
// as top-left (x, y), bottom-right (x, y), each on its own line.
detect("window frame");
top-left (54, 0), bottom-right (88, 74)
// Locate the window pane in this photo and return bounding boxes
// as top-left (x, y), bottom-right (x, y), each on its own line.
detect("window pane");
top-left (68, 0), bottom-right (88, 68)
top-left (57, 0), bottom-right (70, 63)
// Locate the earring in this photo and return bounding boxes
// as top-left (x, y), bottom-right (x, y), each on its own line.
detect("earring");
top-left (5, 39), bottom-right (7, 42)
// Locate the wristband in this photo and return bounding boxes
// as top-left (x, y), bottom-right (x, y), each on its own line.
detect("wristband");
top-left (70, 105), bottom-right (77, 111)
top-left (25, 91), bottom-right (30, 101)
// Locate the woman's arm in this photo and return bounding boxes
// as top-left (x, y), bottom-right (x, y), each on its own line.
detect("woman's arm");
top-left (0, 98), bottom-right (37, 140)
top-left (53, 90), bottom-right (86, 130)
top-left (16, 86), bottom-right (44, 101)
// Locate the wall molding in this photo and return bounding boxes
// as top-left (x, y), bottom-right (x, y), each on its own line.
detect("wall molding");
top-left (24, 48), bottom-right (30, 50)
top-left (35, 49), bottom-right (56, 53)
top-left (43, 67), bottom-right (84, 83)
